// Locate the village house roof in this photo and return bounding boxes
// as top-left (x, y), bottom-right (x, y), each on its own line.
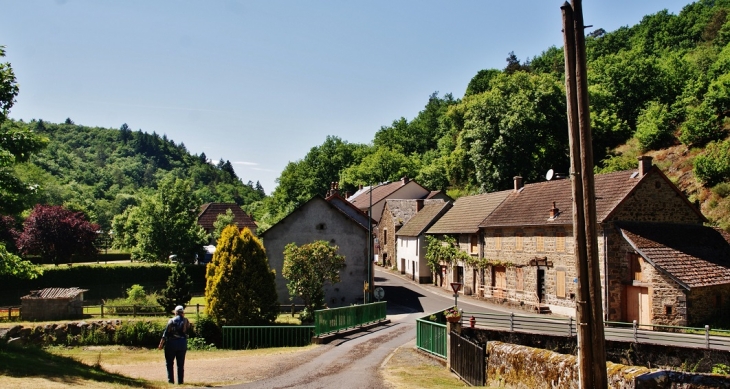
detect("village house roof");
top-left (198, 203), bottom-right (257, 232)
top-left (380, 199), bottom-right (445, 228)
top-left (396, 202), bottom-right (453, 237)
top-left (22, 287), bottom-right (88, 300)
top-left (326, 193), bottom-right (375, 230)
top-left (617, 222), bottom-right (730, 289)
top-left (347, 177), bottom-right (428, 210)
top-left (427, 190), bottom-right (511, 235)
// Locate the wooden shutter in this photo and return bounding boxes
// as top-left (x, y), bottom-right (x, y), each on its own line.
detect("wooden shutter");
top-left (556, 270), bottom-right (566, 298)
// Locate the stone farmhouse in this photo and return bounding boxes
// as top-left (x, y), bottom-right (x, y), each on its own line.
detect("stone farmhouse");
top-left (426, 190), bottom-right (511, 294)
top-left (261, 191), bottom-right (374, 308)
top-left (198, 202), bottom-right (258, 245)
top-left (471, 156), bottom-right (730, 326)
top-left (393, 201), bottom-right (452, 283)
top-left (378, 198), bottom-right (448, 268)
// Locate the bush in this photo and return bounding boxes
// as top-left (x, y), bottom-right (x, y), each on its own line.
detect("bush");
top-left (113, 320), bottom-right (166, 347)
top-left (193, 314), bottom-right (222, 347)
top-left (680, 103), bottom-right (722, 146)
top-left (712, 182), bottom-right (730, 198)
top-left (694, 139), bottom-right (730, 186)
top-left (103, 284), bottom-right (163, 314)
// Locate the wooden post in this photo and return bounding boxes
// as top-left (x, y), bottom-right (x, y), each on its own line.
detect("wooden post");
top-left (571, 0), bottom-right (608, 386)
top-left (562, 4), bottom-right (593, 388)
top-left (101, 303), bottom-right (104, 318)
top-left (133, 305), bottom-right (137, 318)
top-left (196, 303), bottom-right (200, 316)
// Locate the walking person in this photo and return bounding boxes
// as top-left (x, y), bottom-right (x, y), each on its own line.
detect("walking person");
top-left (159, 305), bottom-right (192, 384)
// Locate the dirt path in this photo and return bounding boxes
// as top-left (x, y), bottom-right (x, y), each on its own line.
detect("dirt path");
top-left (102, 345), bottom-right (332, 387)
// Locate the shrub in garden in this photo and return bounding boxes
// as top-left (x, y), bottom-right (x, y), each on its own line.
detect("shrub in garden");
top-left (193, 314), bottom-right (222, 347)
top-left (104, 284), bottom-right (161, 314)
top-left (156, 263), bottom-right (193, 313)
top-left (205, 226), bottom-right (279, 326)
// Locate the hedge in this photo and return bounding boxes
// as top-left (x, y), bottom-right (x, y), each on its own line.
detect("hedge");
top-left (0, 264), bottom-right (207, 305)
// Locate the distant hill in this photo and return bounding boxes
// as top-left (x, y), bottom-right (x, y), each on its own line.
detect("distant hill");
top-left (11, 119), bottom-right (265, 230)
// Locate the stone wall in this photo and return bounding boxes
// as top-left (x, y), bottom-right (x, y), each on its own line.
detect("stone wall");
top-left (21, 296), bottom-right (84, 321)
top-left (688, 284), bottom-right (730, 326)
top-left (463, 327), bottom-right (730, 374)
top-left (1, 320), bottom-right (123, 346)
top-left (485, 341), bottom-right (730, 389)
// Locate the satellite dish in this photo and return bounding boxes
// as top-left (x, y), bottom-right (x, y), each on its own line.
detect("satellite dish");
top-left (546, 169), bottom-right (554, 181)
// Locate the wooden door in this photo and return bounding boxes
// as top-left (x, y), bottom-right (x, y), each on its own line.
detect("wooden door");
top-left (493, 266), bottom-right (506, 298)
top-left (626, 286), bottom-right (651, 327)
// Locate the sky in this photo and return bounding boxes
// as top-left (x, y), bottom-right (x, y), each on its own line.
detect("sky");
top-left (1, 0), bottom-right (693, 194)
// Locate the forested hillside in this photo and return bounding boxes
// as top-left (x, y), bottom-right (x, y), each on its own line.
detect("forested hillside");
top-left (256, 0), bottom-right (730, 232)
top-left (4, 119), bottom-right (265, 230)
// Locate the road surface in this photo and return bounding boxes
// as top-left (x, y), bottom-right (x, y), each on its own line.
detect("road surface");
top-left (227, 267), bottom-right (502, 389)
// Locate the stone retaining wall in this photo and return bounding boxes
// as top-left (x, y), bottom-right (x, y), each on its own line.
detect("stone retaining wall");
top-left (1, 320), bottom-right (125, 346)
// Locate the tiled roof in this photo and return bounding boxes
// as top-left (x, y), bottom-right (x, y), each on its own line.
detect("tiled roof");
top-left (22, 287), bottom-right (88, 300)
top-left (198, 203), bottom-right (257, 231)
top-left (397, 202), bottom-right (452, 237)
top-left (327, 194), bottom-right (374, 230)
top-left (480, 169), bottom-right (642, 227)
top-left (428, 190), bottom-right (511, 234)
top-left (617, 222), bottom-right (730, 289)
top-left (348, 179), bottom-right (426, 210)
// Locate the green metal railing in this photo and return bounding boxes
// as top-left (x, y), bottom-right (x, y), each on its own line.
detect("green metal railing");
top-left (314, 301), bottom-right (387, 336)
top-left (222, 325), bottom-right (315, 349)
top-left (416, 313), bottom-right (447, 359)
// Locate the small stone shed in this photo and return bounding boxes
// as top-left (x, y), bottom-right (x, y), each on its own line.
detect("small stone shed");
top-left (21, 287), bottom-right (88, 321)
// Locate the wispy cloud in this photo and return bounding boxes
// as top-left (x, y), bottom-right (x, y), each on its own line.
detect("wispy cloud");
top-left (233, 161), bottom-right (259, 166)
top-left (249, 167), bottom-right (278, 172)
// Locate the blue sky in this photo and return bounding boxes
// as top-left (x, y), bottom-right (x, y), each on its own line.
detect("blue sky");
top-left (1, 0), bottom-right (692, 194)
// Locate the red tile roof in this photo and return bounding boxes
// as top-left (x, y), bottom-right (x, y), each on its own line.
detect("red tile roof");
top-left (618, 222), bottom-right (730, 289)
top-left (198, 203), bottom-right (257, 231)
top-left (480, 169), bottom-right (644, 227)
top-left (348, 178), bottom-right (427, 210)
top-left (428, 190), bottom-right (511, 234)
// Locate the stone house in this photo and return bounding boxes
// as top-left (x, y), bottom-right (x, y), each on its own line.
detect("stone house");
top-left (378, 198), bottom-right (447, 268)
top-left (476, 156), bottom-right (729, 325)
top-left (425, 190), bottom-right (511, 295)
top-left (347, 176), bottom-right (431, 223)
top-left (21, 287), bottom-right (88, 321)
top-left (261, 193), bottom-right (374, 308)
top-left (198, 203), bottom-right (258, 245)
top-left (394, 201), bottom-right (452, 283)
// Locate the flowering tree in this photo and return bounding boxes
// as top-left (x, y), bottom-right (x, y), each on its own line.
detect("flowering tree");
top-left (282, 240), bottom-right (345, 321)
top-left (16, 204), bottom-right (99, 265)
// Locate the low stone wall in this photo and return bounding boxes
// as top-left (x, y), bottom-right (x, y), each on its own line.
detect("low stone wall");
top-left (486, 342), bottom-right (730, 389)
top-left (463, 328), bottom-right (730, 373)
top-left (0, 320), bottom-right (123, 346)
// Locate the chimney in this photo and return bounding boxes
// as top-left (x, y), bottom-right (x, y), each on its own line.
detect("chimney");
top-left (514, 176), bottom-right (523, 192)
top-left (359, 184), bottom-right (363, 190)
top-left (416, 199), bottom-right (424, 211)
top-left (549, 202), bottom-right (559, 219)
top-left (638, 156), bottom-right (653, 176)
top-left (345, 191), bottom-right (350, 199)
top-left (401, 175), bottom-right (409, 185)
top-left (332, 182), bottom-right (340, 196)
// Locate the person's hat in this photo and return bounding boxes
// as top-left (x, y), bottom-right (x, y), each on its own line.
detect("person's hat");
top-left (174, 305), bottom-right (184, 313)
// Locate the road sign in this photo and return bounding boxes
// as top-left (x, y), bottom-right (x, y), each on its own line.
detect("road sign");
top-left (374, 287), bottom-right (385, 301)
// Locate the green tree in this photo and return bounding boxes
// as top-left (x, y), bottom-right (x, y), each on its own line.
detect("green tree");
top-left (635, 101), bottom-right (675, 151)
top-left (119, 176), bottom-right (208, 263)
top-left (282, 240), bottom-right (345, 321)
top-left (212, 208), bottom-right (236, 243)
top-left (0, 242), bottom-right (42, 278)
top-left (157, 264), bottom-right (193, 313)
top-left (205, 226), bottom-right (278, 325)
top-left (457, 71), bottom-right (569, 192)
top-left (340, 146), bottom-right (419, 188)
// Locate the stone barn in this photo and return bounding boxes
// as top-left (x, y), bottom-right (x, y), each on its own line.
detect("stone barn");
top-left (21, 287), bottom-right (88, 321)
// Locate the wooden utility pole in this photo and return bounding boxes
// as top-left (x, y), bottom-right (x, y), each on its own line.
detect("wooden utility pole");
top-left (561, 1), bottom-right (608, 388)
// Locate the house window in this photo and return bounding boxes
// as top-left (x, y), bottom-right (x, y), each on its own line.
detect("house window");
top-left (515, 233), bottom-right (523, 251)
top-left (470, 235), bottom-right (478, 253)
top-left (384, 230), bottom-right (388, 245)
top-left (556, 232), bottom-right (565, 252)
top-left (494, 233), bottom-right (502, 251)
top-left (665, 305), bottom-right (673, 315)
top-left (630, 253), bottom-right (643, 282)
top-left (556, 269), bottom-right (566, 298)
top-left (536, 233), bottom-right (544, 252)
top-left (515, 267), bottom-right (524, 291)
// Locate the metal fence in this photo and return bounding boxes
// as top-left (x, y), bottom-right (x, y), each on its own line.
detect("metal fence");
top-left (416, 313), bottom-right (447, 359)
top-left (450, 331), bottom-right (485, 386)
top-left (222, 325), bottom-right (315, 349)
top-left (462, 310), bottom-right (730, 351)
top-left (313, 301), bottom-right (387, 336)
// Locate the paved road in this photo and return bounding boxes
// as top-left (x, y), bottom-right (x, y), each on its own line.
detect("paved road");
top-left (227, 267), bottom-right (504, 389)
